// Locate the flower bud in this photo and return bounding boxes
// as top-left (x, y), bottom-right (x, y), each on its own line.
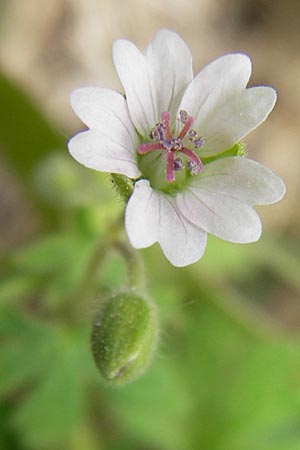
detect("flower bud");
top-left (91, 291), bottom-right (158, 386)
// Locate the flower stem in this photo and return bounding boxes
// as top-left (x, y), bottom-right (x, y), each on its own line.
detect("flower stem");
top-left (57, 215), bottom-right (146, 323)
top-left (58, 217), bottom-right (123, 322)
top-left (113, 240), bottom-right (145, 293)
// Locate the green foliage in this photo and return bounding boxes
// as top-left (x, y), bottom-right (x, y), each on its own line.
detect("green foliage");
top-left (13, 329), bottom-right (87, 449)
top-left (0, 73), bottom-right (64, 176)
top-left (0, 73), bottom-right (65, 226)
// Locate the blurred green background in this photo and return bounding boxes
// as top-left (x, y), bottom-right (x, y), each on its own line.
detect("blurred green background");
top-left (1, 1), bottom-right (300, 449)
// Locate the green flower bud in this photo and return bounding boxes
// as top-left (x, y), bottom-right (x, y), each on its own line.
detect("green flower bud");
top-left (91, 291), bottom-right (158, 386)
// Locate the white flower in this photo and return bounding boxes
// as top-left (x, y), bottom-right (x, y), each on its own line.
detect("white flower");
top-left (68, 29), bottom-right (286, 267)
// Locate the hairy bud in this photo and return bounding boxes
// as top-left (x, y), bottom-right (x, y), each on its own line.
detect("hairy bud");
top-left (91, 291), bottom-right (158, 386)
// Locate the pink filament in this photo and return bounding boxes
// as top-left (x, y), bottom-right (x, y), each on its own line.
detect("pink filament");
top-left (137, 142), bottom-right (164, 154)
top-left (161, 112), bottom-right (172, 139)
top-left (178, 115), bottom-right (194, 140)
top-left (180, 147), bottom-right (203, 170)
top-left (166, 151), bottom-right (175, 182)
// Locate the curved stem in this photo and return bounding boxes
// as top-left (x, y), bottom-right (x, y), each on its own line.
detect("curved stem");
top-left (58, 216), bottom-right (124, 322)
top-left (58, 214), bottom-right (147, 323)
top-left (113, 240), bottom-right (145, 293)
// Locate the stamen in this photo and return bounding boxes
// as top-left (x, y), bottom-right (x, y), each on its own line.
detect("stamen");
top-left (162, 139), bottom-right (174, 151)
top-left (138, 109), bottom-right (205, 184)
top-left (172, 139), bottom-right (183, 150)
top-left (161, 112), bottom-right (172, 139)
top-left (179, 110), bottom-right (189, 124)
top-left (178, 111), bottom-right (193, 140)
top-left (150, 123), bottom-right (165, 141)
top-left (193, 136), bottom-right (205, 149)
top-left (180, 147), bottom-right (203, 174)
top-left (162, 138), bottom-right (183, 151)
top-left (174, 157), bottom-right (183, 171)
top-left (188, 129), bottom-right (197, 140)
top-left (187, 128), bottom-right (205, 149)
top-left (166, 151), bottom-right (175, 182)
top-left (137, 142), bottom-right (164, 154)
top-left (187, 161), bottom-right (202, 176)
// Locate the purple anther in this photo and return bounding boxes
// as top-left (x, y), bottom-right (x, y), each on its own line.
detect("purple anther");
top-left (174, 157), bottom-right (183, 171)
top-left (138, 109), bottom-right (205, 184)
top-left (193, 136), bottom-right (205, 148)
top-left (188, 129), bottom-right (197, 141)
top-left (180, 147), bottom-right (203, 173)
top-left (187, 161), bottom-right (202, 176)
top-left (162, 139), bottom-right (174, 151)
top-left (150, 123), bottom-right (165, 141)
top-left (179, 110), bottom-right (189, 124)
top-left (172, 139), bottom-right (183, 150)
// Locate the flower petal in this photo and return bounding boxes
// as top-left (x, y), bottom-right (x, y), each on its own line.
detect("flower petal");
top-left (125, 180), bottom-right (160, 248)
top-left (125, 180), bottom-right (207, 267)
top-left (177, 53), bottom-right (252, 134)
top-left (157, 194), bottom-right (208, 267)
top-left (146, 29), bottom-right (193, 118)
top-left (177, 181), bottom-right (262, 244)
top-left (68, 129), bottom-right (140, 178)
top-left (68, 87), bottom-right (140, 178)
top-left (199, 87), bottom-right (277, 156)
top-left (70, 87), bottom-right (137, 147)
top-left (113, 39), bottom-right (157, 135)
top-left (194, 157), bottom-right (286, 205)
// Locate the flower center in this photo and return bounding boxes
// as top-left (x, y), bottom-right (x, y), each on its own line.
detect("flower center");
top-left (137, 110), bottom-right (205, 185)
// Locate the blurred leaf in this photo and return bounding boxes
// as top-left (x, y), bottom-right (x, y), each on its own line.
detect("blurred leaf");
top-left (0, 402), bottom-right (25, 450)
top-left (0, 72), bottom-right (67, 224)
top-left (10, 325), bottom-right (91, 449)
top-left (0, 309), bottom-right (56, 396)
top-left (12, 233), bottom-right (91, 275)
top-left (0, 306), bottom-right (47, 337)
top-left (176, 296), bottom-right (300, 450)
top-left (109, 356), bottom-right (192, 450)
top-left (33, 153), bottom-right (120, 212)
top-left (0, 275), bottom-right (37, 305)
top-left (197, 235), bottom-right (258, 278)
top-left (256, 235), bottom-right (300, 294)
top-left (0, 72), bottom-right (64, 177)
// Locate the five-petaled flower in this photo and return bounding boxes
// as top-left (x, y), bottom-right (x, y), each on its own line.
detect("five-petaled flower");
top-left (68, 29), bottom-right (286, 267)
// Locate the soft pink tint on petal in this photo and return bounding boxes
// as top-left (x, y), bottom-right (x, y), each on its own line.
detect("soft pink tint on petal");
top-left (68, 129), bottom-right (140, 178)
top-left (69, 87), bottom-right (140, 178)
top-left (177, 53), bottom-right (252, 134)
top-left (125, 180), bottom-right (207, 267)
top-left (199, 87), bottom-right (277, 156)
top-left (113, 39), bottom-right (157, 135)
top-left (146, 29), bottom-right (193, 118)
top-left (177, 183), bottom-right (262, 243)
top-left (70, 88), bottom-right (137, 147)
top-left (157, 194), bottom-right (207, 267)
top-left (125, 180), bottom-right (159, 248)
top-left (194, 157), bottom-right (286, 205)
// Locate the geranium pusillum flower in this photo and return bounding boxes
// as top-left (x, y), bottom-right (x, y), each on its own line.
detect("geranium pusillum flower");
top-left (68, 29), bottom-right (286, 267)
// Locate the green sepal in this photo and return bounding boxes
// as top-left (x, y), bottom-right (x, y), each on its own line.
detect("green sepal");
top-left (201, 142), bottom-right (247, 165)
top-left (110, 174), bottom-right (134, 203)
top-left (91, 291), bottom-right (158, 386)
